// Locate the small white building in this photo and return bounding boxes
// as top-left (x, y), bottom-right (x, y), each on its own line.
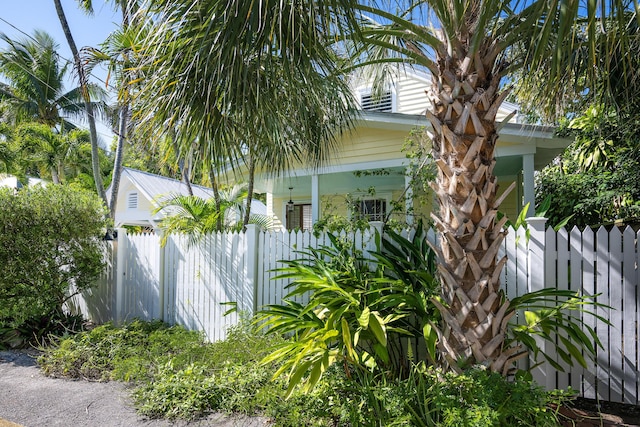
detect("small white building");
top-left (108, 167), bottom-right (266, 229)
top-left (0, 174), bottom-right (47, 190)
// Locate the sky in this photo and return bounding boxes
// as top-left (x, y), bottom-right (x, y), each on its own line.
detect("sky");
top-left (0, 0), bottom-right (120, 143)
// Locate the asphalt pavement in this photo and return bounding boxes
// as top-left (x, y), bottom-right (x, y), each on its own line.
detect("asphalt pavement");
top-left (0, 350), bottom-right (269, 427)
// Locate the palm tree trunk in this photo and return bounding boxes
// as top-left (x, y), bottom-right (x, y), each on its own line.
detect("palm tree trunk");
top-left (53, 0), bottom-right (107, 207)
top-left (109, 103), bottom-right (128, 219)
top-left (51, 167), bottom-right (60, 185)
top-left (171, 137), bottom-right (194, 196)
top-left (242, 153), bottom-right (256, 230)
top-left (108, 4), bottom-right (134, 220)
top-left (208, 164), bottom-right (223, 231)
top-left (428, 49), bottom-right (525, 375)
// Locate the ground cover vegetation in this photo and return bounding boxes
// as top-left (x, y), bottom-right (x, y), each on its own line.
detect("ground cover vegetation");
top-left (40, 319), bottom-right (571, 426)
top-left (0, 184), bottom-right (108, 348)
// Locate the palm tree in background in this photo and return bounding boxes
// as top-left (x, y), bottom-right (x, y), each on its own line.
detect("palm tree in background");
top-left (132, 0), bottom-right (358, 231)
top-left (0, 31), bottom-right (105, 130)
top-left (0, 30), bottom-right (108, 188)
top-left (14, 123), bottom-right (75, 184)
top-left (12, 123), bottom-right (102, 186)
top-left (80, 0), bottom-right (144, 220)
top-left (53, 0), bottom-right (109, 206)
top-left (155, 183), bottom-right (273, 246)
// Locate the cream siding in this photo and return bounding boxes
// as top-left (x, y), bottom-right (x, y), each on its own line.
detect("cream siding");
top-left (333, 128), bottom-right (406, 165)
top-left (497, 175), bottom-right (521, 221)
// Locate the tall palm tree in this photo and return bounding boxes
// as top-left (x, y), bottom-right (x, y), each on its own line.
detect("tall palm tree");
top-left (79, 0), bottom-right (144, 219)
top-left (134, 0), bottom-right (633, 375)
top-left (53, 0), bottom-right (108, 206)
top-left (132, 0), bottom-right (358, 222)
top-left (347, 0), bottom-right (635, 374)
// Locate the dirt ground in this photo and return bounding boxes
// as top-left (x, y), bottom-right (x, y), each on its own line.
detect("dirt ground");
top-left (0, 350), bottom-right (270, 427)
top-left (558, 398), bottom-right (640, 427)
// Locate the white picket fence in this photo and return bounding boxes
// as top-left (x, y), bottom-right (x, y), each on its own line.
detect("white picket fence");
top-left (68, 219), bottom-right (640, 404)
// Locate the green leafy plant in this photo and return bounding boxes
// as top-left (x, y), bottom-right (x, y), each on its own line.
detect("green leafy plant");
top-left (403, 366), bottom-right (567, 427)
top-left (39, 318), bottom-right (573, 426)
top-left (257, 233), bottom-right (405, 397)
top-left (258, 223), bottom-right (441, 394)
top-left (507, 289), bottom-right (609, 372)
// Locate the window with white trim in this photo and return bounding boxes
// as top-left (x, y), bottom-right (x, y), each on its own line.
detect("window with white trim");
top-left (127, 192), bottom-right (138, 210)
top-left (360, 90), bottom-right (393, 113)
top-left (356, 198), bottom-right (387, 222)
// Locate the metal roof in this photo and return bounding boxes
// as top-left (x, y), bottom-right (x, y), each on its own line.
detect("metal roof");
top-left (107, 167), bottom-right (267, 214)
top-left (118, 167), bottom-right (213, 203)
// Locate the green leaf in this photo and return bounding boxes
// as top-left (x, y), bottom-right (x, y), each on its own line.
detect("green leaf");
top-left (423, 323), bottom-right (438, 362)
top-left (524, 310), bottom-right (541, 327)
top-left (285, 360), bottom-right (313, 398)
top-left (358, 307), bottom-right (371, 328)
top-left (342, 318), bottom-right (356, 360)
top-left (368, 311), bottom-right (387, 347)
top-left (559, 335), bottom-right (587, 367)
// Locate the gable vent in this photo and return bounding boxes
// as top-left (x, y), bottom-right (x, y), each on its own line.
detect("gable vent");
top-left (361, 91), bottom-right (393, 112)
top-left (127, 192), bottom-right (138, 209)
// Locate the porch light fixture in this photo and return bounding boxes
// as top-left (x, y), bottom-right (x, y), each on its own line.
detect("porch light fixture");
top-left (287, 187), bottom-right (295, 212)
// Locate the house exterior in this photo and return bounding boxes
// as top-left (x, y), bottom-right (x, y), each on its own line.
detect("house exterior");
top-left (108, 167), bottom-right (266, 229)
top-left (0, 174), bottom-right (47, 189)
top-left (250, 69), bottom-right (572, 230)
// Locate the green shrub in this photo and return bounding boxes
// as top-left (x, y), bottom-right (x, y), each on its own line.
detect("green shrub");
top-left (407, 367), bottom-right (566, 427)
top-left (0, 185), bottom-right (108, 347)
top-left (257, 224), bottom-right (439, 396)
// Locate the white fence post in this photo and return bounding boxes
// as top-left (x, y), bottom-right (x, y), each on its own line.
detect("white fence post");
top-left (245, 224), bottom-right (260, 315)
top-left (157, 229), bottom-right (166, 322)
top-left (115, 227), bottom-right (127, 325)
top-left (526, 217), bottom-right (550, 388)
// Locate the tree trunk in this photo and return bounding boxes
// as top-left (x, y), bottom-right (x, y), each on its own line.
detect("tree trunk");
top-left (108, 5), bottom-right (133, 220)
top-left (109, 103), bottom-right (127, 219)
top-left (242, 154), bottom-right (256, 230)
top-left (427, 46), bottom-right (525, 375)
top-left (53, 0), bottom-right (107, 207)
top-left (51, 167), bottom-right (60, 185)
top-left (171, 137), bottom-right (194, 196)
top-left (208, 164), bottom-right (223, 231)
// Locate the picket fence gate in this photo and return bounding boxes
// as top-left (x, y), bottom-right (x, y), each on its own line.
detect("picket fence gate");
top-left (68, 219), bottom-right (640, 405)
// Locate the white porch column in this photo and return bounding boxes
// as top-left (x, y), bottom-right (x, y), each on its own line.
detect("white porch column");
top-left (522, 153), bottom-right (535, 217)
top-left (311, 174), bottom-right (319, 224)
top-left (404, 171), bottom-right (414, 226)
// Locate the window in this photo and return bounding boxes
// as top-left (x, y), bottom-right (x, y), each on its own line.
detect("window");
top-left (361, 90), bottom-right (393, 113)
top-left (127, 192), bottom-right (138, 210)
top-left (357, 199), bottom-right (387, 222)
top-left (286, 204), bottom-right (312, 231)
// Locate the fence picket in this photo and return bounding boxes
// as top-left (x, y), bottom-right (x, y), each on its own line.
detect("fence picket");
top-left (580, 227), bottom-right (597, 399)
top-left (608, 227), bottom-right (623, 403)
top-left (596, 226), bottom-right (611, 401)
top-left (556, 227), bottom-right (570, 390)
top-left (622, 227), bottom-right (637, 404)
top-left (569, 226), bottom-right (584, 393)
